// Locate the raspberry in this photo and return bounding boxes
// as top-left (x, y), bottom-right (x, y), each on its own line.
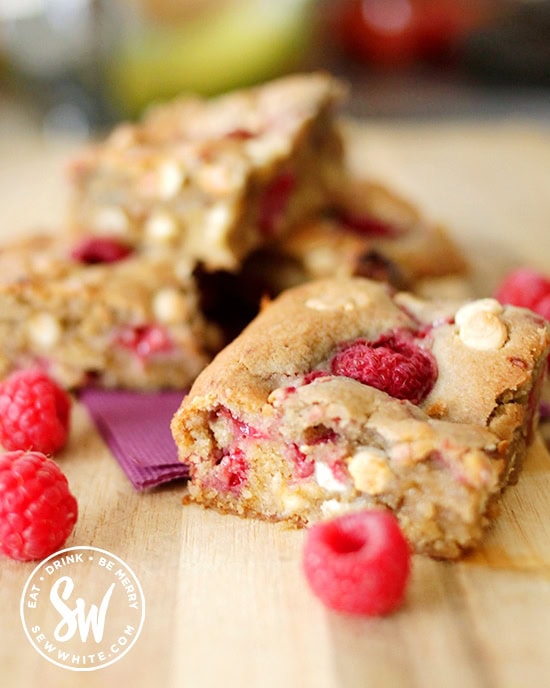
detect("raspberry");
top-left (213, 449), bottom-right (249, 491)
top-left (495, 268), bottom-right (550, 313)
top-left (117, 325), bottom-right (174, 359)
top-left (303, 511), bottom-right (411, 615)
top-left (71, 236), bottom-right (133, 264)
top-left (331, 331), bottom-right (437, 404)
top-left (0, 450), bottom-right (78, 561)
top-left (0, 369), bottom-right (71, 455)
top-left (287, 443), bottom-right (315, 479)
top-left (259, 171), bottom-right (295, 236)
top-left (338, 212), bottom-right (398, 238)
top-left (225, 128), bottom-right (256, 140)
top-left (535, 294), bottom-right (550, 322)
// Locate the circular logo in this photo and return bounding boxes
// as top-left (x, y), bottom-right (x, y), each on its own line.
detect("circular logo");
top-left (20, 546), bottom-right (145, 672)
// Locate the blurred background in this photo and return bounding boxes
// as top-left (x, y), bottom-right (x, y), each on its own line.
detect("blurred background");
top-left (0, 0), bottom-right (549, 136)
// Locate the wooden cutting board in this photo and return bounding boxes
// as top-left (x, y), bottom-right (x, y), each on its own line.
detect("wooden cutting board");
top-left (0, 120), bottom-right (549, 688)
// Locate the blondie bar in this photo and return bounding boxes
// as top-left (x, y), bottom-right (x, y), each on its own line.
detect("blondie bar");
top-left (171, 278), bottom-right (550, 558)
top-left (0, 235), bottom-right (221, 390)
top-left (240, 178), bottom-right (468, 295)
top-left (69, 73), bottom-right (347, 271)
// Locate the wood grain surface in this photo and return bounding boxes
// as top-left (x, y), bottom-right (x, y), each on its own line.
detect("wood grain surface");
top-left (0, 119), bottom-right (549, 688)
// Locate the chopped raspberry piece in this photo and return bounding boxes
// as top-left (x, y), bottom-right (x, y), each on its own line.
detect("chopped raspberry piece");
top-left (288, 443), bottom-right (315, 479)
top-left (71, 236), bottom-right (133, 264)
top-left (259, 171), bottom-right (296, 236)
top-left (303, 510), bottom-right (411, 615)
top-left (338, 211), bottom-right (399, 238)
top-left (117, 325), bottom-right (174, 359)
top-left (495, 268), bottom-right (550, 313)
top-left (216, 407), bottom-right (266, 441)
top-left (354, 250), bottom-right (403, 287)
top-left (0, 450), bottom-right (78, 561)
top-left (225, 128), bottom-right (256, 140)
top-left (0, 369), bottom-right (71, 455)
top-left (214, 449), bottom-right (249, 491)
top-left (330, 330), bottom-right (437, 404)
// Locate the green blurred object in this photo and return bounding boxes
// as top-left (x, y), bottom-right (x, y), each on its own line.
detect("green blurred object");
top-left (106, 0), bottom-right (316, 117)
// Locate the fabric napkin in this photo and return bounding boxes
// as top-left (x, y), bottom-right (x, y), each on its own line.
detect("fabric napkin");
top-left (79, 388), bottom-right (189, 490)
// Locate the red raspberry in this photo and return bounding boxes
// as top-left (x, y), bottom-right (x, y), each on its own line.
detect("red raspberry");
top-left (536, 294), bottom-right (550, 321)
top-left (71, 236), bottom-right (133, 264)
top-left (495, 268), bottom-right (550, 312)
top-left (303, 511), bottom-right (411, 615)
top-left (214, 449), bottom-right (249, 491)
top-left (117, 325), bottom-right (174, 359)
top-left (259, 171), bottom-right (295, 236)
top-left (0, 450), bottom-right (78, 561)
top-left (338, 211), bottom-right (398, 238)
top-left (0, 369), bottom-right (71, 455)
top-left (287, 443), bottom-right (315, 479)
top-left (331, 331), bottom-right (437, 404)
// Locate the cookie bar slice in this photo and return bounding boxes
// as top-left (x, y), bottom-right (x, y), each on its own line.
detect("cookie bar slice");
top-left (0, 235), bottom-right (221, 390)
top-left (171, 278), bottom-right (550, 558)
top-left (240, 178), bottom-right (468, 295)
top-left (69, 73), bottom-right (347, 271)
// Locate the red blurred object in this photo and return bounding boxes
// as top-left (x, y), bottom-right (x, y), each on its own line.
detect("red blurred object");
top-left (328, 0), bottom-right (490, 67)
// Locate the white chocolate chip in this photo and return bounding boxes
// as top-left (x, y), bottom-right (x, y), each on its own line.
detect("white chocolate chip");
top-left (458, 310), bottom-right (508, 351)
top-left (153, 288), bottom-right (189, 324)
top-left (280, 490), bottom-right (309, 515)
top-left (348, 448), bottom-right (393, 494)
top-left (314, 462), bottom-right (349, 494)
top-left (93, 206), bottom-right (129, 235)
top-left (196, 163), bottom-right (245, 195)
top-left (304, 246), bottom-right (338, 277)
top-left (245, 133), bottom-right (290, 166)
top-left (145, 211), bottom-right (179, 242)
top-left (455, 298), bottom-right (503, 328)
top-left (203, 203), bottom-right (232, 244)
top-left (27, 313), bottom-right (62, 349)
top-left (320, 499), bottom-right (348, 520)
top-left (305, 292), bottom-right (371, 312)
top-left (157, 161), bottom-right (185, 199)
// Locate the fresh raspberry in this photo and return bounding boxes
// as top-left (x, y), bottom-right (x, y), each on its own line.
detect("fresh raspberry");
top-left (535, 294), bottom-right (550, 322)
top-left (0, 450), bottom-right (78, 561)
top-left (331, 330), bottom-right (437, 404)
top-left (0, 369), bottom-right (71, 455)
top-left (303, 510), bottom-right (411, 615)
top-left (259, 171), bottom-right (295, 236)
top-left (71, 236), bottom-right (133, 264)
top-left (495, 268), bottom-right (550, 313)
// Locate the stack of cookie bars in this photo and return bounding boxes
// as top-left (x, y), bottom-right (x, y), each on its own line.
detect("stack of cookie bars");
top-left (2, 73), bottom-right (548, 557)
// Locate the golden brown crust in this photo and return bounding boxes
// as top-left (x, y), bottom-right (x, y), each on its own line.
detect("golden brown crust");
top-left (171, 277), bottom-right (550, 558)
top-left (69, 73), bottom-right (348, 271)
top-left (239, 178), bottom-right (468, 295)
top-left (0, 234), bottom-right (220, 389)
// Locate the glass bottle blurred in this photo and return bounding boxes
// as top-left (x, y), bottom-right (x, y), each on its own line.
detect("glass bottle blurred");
top-left (0, 0), bottom-right (316, 133)
top-left (0, 0), bottom-right (118, 133)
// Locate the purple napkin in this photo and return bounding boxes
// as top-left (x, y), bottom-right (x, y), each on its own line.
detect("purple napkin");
top-left (79, 388), bottom-right (189, 490)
